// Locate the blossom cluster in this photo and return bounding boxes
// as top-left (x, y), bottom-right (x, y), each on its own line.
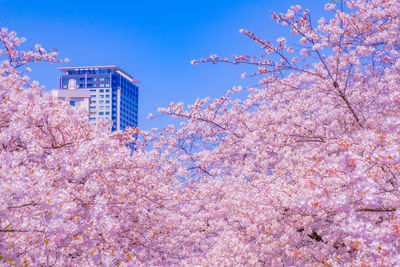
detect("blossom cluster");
top-left (1, 0), bottom-right (400, 265)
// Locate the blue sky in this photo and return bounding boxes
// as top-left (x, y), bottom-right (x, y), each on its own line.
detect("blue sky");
top-left (0, 0), bottom-right (325, 130)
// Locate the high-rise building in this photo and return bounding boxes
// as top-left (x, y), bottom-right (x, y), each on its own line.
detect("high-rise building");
top-left (51, 65), bottom-right (139, 131)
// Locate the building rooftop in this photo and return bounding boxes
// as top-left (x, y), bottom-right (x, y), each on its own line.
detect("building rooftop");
top-left (58, 65), bottom-right (140, 84)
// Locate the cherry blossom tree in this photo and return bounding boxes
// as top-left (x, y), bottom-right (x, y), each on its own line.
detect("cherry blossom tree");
top-left (1, 0), bottom-right (400, 265)
top-left (148, 0), bottom-right (400, 265)
top-left (0, 27), bottom-right (181, 266)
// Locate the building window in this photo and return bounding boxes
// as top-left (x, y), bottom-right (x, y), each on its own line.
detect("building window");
top-left (69, 101), bottom-right (75, 106)
top-left (105, 105), bottom-right (110, 109)
top-left (99, 106), bottom-right (104, 110)
top-left (91, 100), bottom-right (96, 104)
top-left (105, 83), bottom-right (110, 87)
top-left (62, 85), bottom-right (67, 89)
top-left (100, 83), bottom-right (104, 87)
top-left (105, 89), bottom-right (110, 92)
top-left (105, 77), bottom-right (110, 81)
top-left (106, 95), bottom-right (110, 98)
top-left (91, 95), bottom-right (96, 98)
top-left (100, 77), bottom-right (105, 81)
top-left (100, 89), bottom-right (104, 93)
top-left (105, 100), bottom-right (110, 104)
top-left (100, 95), bottom-right (104, 99)
top-left (105, 111), bottom-right (110, 115)
top-left (90, 89), bottom-right (96, 92)
top-left (99, 100), bottom-right (104, 104)
top-left (99, 111), bottom-right (104, 115)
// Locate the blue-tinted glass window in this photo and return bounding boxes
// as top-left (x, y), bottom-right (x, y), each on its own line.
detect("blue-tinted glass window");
top-left (100, 89), bottom-right (104, 93)
top-left (69, 101), bottom-right (75, 106)
top-left (99, 111), bottom-right (104, 115)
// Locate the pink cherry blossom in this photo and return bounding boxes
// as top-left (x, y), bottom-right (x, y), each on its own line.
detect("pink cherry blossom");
top-left (2, 0), bottom-right (400, 265)
top-left (153, 0), bottom-right (400, 265)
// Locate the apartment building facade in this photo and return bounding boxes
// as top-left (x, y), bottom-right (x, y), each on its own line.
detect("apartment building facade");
top-left (51, 65), bottom-right (139, 131)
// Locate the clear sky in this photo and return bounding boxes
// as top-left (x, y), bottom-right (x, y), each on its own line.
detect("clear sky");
top-left (0, 0), bottom-right (325, 130)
